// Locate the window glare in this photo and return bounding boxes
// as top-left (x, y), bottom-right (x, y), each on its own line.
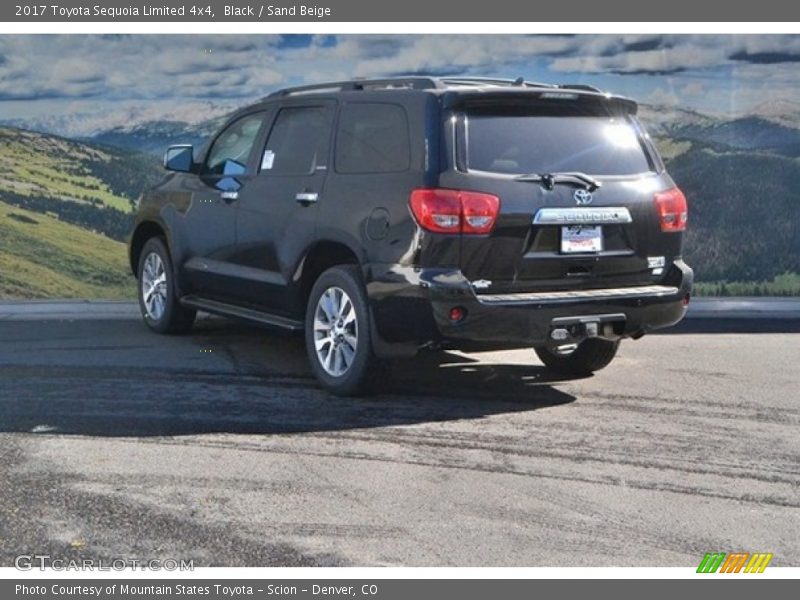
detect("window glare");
top-left (465, 115), bottom-right (652, 176)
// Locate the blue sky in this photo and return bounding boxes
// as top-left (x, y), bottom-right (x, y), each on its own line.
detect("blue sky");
top-left (2, 34), bottom-right (800, 135)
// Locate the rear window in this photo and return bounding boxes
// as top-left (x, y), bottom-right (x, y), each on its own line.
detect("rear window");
top-left (335, 103), bottom-right (410, 174)
top-left (464, 114), bottom-right (653, 176)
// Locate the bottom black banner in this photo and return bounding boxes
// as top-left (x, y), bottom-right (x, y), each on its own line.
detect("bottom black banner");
top-left (2, 579), bottom-right (790, 600)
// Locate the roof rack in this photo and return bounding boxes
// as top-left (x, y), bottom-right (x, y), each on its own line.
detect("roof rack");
top-left (558, 84), bottom-right (603, 93)
top-left (265, 76), bottom-right (603, 98)
top-left (266, 77), bottom-right (442, 98)
top-left (438, 76), bottom-right (558, 89)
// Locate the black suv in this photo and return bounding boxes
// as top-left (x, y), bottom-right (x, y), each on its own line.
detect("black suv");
top-left (129, 76), bottom-right (693, 395)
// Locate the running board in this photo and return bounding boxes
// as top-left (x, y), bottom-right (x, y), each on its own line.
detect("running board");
top-left (476, 285), bottom-right (679, 306)
top-left (180, 295), bottom-right (304, 331)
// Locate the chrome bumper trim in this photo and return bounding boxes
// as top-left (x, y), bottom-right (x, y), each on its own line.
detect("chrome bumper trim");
top-left (476, 285), bottom-right (679, 305)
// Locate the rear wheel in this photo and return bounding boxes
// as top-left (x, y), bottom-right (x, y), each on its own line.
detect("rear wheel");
top-left (137, 237), bottom-right (196, 334)
top-left (534, 338), bottom-right (620, 376)
top-left (305, 265), bottom-right (384, 396)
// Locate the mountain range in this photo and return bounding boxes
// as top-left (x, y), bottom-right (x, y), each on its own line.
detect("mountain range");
top-left (88, 118), bottom-right (225, 158)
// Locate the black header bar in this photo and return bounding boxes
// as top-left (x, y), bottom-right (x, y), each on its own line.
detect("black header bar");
top-left (3, 0), bottom-right (800, 22)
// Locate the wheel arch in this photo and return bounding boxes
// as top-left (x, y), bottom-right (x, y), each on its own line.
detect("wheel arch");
top-left (296, 240), bottom-right (364, 306)
top-left (129, 220), bottom-right (168, 277)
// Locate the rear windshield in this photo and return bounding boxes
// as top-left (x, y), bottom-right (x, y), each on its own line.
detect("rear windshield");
top-left (464, 114), bottom-right (653, 176)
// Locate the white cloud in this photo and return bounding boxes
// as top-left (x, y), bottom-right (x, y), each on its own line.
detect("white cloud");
top-left (681, 81), bottom-right (706, 96)
top-left (646, 86), bottom-right (681, 106)
top-left (551, 45), bottom-right (728, 74)
top-left (550, 35), bottom-right (800, 74)
top-left (348, 36), bottom-right (579, 77)
top-left (0, 35), bottom-right (287, 102)
top-left (5, 34), bottom-right (800, 136)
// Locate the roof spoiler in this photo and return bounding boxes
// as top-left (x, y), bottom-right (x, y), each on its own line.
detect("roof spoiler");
top-left (442, 89), bottom-right (638, 115)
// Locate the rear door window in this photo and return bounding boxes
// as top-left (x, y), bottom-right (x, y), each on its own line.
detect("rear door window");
top-left (335, 103), bottom-right (410, 173)
top-left (465, 114), bottom-right (653, 176)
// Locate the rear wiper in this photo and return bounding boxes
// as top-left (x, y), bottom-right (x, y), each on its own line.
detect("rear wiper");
top-left (515, 171), bottom-right (602, 191)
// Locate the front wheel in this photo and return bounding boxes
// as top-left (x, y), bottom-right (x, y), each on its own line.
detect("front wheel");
top-left (305, 265), bottom-right (384, 396)
top-left (137, 237), bottom-right (196, 334)
top-left (534, 338), bottom-right (620, 376)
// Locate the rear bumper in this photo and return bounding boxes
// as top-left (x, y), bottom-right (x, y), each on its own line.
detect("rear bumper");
top-left (367, 260), bottom-right (693, 353)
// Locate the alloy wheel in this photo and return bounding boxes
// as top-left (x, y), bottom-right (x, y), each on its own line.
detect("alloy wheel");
top-left (313, 286), bottom-right (358, 377)
top-left (141, 251), bottom-right (167, 320)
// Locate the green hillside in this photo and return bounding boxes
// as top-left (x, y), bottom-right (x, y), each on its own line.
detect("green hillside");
top-left (694, 272), bottom-right (800, 297)
top-left (664, 145), bottom-right (800, 284)
top-left (652, 137), bottom-right (693, 161)
top-left (0, 127), bottom-right (161, 241)
top-left (0, 127), bottom-right (160, 299)
top-left (0, 200), bottom-right (134, 299)
top-left (0, 127), bottom-right (158, 211)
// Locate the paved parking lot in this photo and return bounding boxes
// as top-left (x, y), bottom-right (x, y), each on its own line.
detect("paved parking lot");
top-left (0, 312), bottom-right (798, 566)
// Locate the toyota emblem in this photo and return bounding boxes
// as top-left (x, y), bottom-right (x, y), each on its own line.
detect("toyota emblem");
top-left (574, 189), bottom-right (593, 205)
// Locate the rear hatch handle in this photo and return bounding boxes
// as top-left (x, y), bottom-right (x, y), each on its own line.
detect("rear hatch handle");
top-left (515, 171), bottom-right (602, 192)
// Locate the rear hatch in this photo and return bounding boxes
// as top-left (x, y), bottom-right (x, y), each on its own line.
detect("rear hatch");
top-left (438, 90), bottom-right (684, 294)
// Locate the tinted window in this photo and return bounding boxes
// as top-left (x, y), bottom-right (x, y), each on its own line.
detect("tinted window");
top-left (204, 113), bottom-right (266, 176)
top-left (261, 106), bottom-right (333, 175)
top-left (465, 115), bottom-right (652, 176)
top-left (336, 103), bottom-right (410, 173)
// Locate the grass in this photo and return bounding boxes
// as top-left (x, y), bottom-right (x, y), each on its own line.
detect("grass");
top-left (653, 137), bottom-right (693, 161)
top-left (0, 199), bottom-right (135, 300)
top-left (0, 127), bottom-right (132, 212)
top-left (694, 272), bottom-right (800, 297)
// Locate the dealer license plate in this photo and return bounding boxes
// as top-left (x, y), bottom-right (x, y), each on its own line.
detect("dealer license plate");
top-left (561, 225), bottom-right (603, 253)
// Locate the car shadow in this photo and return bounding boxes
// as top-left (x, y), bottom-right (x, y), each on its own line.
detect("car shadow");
top-left (0, 318), bottom-right (578, 438)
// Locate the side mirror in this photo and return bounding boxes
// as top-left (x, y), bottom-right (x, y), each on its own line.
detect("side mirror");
top-left (164, 145), bottom-right (194, 172)
top-left (222, 159), bottom-right (247, 176)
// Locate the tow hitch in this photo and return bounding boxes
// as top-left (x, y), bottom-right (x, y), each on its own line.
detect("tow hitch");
top-left (548, 313), bottom-right (626, 347)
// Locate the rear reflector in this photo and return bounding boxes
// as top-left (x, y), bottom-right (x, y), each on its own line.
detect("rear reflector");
top-left (654, 187), bottom-right (688, 232)
top-left (409, 188), bottom-right (500, 234)
top-left (449, 306), bottom-right (466, 322)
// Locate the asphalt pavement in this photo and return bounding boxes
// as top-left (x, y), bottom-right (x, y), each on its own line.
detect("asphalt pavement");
top-left (0, 303), bottom-right (798, 567)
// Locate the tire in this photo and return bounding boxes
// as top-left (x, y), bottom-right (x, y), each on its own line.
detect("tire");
top-left (305, 265), bottom-right (385, 396)
top-left (137, 237), bottom-right (196, 334)
top-left (534, 338), bottom-right (620, 376)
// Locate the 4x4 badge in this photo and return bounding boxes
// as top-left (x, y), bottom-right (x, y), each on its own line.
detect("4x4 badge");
top-left (574, 189), bottom-right (593, 205)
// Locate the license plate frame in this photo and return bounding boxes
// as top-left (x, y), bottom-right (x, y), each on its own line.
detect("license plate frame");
top-left (561, 225), bottom-right (603, 254)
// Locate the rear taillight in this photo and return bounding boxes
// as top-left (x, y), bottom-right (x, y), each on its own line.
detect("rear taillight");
top-left (654, 187), bottom-right (688, 232)
top-left (408, 189), bottom-right (461, 233)
top-left (461, 191), bottom-right (501, 234)
top-left (409, 188), bottom-right (500, 234)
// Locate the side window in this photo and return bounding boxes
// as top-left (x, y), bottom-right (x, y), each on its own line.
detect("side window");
top-left (204, 113), bottom-right (266, 176)
top-left (260, 106), bottom-right (333, 176)
top-left (335, 103), bottom-right (410, 174)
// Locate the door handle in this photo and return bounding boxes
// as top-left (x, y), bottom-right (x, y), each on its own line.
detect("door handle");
top-left (295, 192), bottom-right (318, 205)
top-left (220, 191), bottom-right (239, 202)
